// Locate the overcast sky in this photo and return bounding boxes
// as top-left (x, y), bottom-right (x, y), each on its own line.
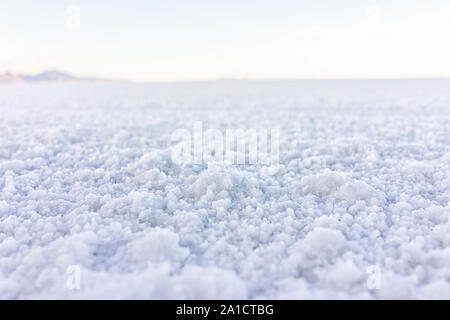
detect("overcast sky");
top-left (1, 0), bottom-right (450, 82)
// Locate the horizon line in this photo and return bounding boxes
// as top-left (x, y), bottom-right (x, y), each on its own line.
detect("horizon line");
top-left (2, 69), bottom-right (450, 84)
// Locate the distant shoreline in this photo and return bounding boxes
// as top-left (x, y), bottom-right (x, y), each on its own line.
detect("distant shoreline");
top-left (1, 71), bottom-right (450, 85)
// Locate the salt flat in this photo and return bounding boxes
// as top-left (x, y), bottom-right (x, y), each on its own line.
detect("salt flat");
top-left (0, 79), bottom-right (449, 299)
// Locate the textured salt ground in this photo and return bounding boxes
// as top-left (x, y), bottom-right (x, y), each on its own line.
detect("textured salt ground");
top-left (0, 80), bottom-right (449, 299)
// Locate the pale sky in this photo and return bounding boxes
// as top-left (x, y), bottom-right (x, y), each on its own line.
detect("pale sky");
top-left (1, 0), bottom-right (450, 82)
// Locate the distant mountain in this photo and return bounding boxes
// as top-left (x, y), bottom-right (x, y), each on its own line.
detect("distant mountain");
top-left (0, 70), bottom-right (92, 83)
top-left (0, 72), bottom-right (24, 83)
